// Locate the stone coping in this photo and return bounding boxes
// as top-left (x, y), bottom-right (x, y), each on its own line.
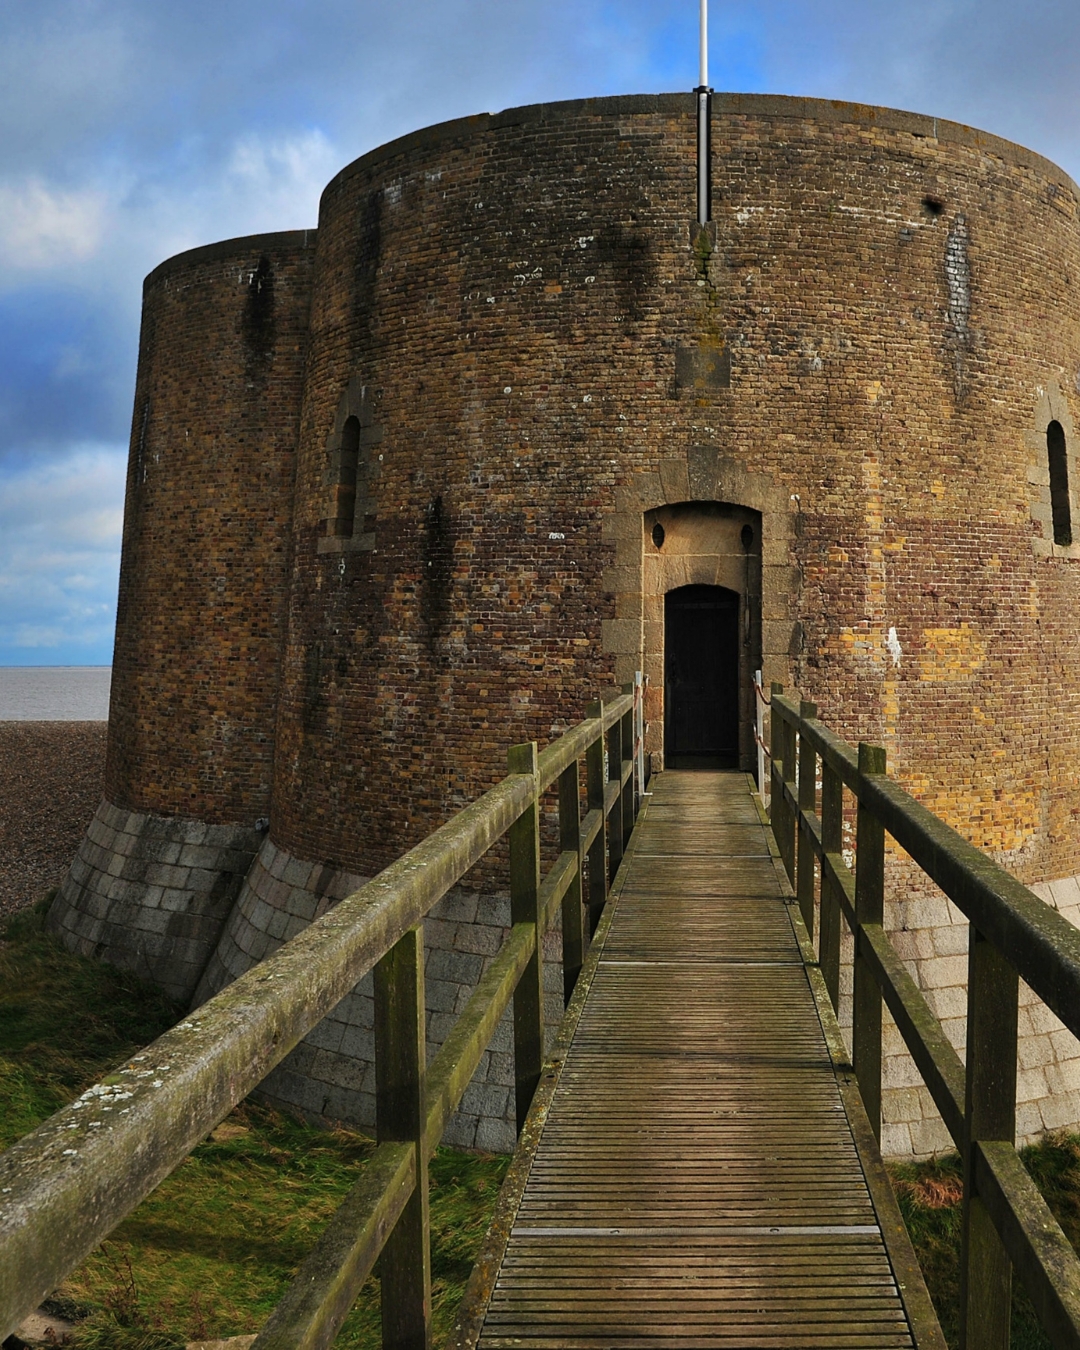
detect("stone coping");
top-left (324, 89), bottom-right (1079, 202)
top-left (144, 229), bottom-right (318, 291)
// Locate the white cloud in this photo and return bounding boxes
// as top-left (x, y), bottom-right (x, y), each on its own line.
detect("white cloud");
top-left (0, 177), bottom-right (110, 270)
top-left (0, 443), bottom-right (125, 660)
top-left (226, 129), bottom-right (339, 206)
top-left (0, 127), bottom-right (337, 305)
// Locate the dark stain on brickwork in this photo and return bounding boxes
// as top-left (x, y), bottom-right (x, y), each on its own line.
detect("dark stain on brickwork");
top-left (597, 224), bottom-right (654, 324)
top-left (242, 255), bottom-right (275, 380)
top-left (302, 640), bottom-right (327, 735)
top-left (353, 191), bottom-right (383, 343)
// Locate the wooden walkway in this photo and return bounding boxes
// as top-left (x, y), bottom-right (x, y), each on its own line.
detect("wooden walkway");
top-left (475, 771), bottom-right (924, 1349)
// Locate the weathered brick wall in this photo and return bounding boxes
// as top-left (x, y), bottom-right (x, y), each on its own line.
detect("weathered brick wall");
top-left (48, 231), bottom-right (317, 1000)
top-left (106, 231), bottom-right (317, 824)
top-left (269, 94), bottom-right (1080, 895)
top-left (55, 93), bottom-right (1080, 1155)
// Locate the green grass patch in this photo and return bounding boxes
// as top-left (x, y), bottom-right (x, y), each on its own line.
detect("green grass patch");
top-left (2, 898), bottom-right (509, 1347)
top-left (0, 895), bottom-right (180, 1150)
top-left (889, 1134), bottom-right (1080, 1350)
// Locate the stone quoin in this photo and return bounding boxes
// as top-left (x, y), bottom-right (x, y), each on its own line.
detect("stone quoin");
top-left (49, 92), bottom-right (1080, 1155)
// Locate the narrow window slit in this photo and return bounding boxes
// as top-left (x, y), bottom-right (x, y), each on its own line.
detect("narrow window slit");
top-left (333, 416), bottom-right (361, 538)
top-left (1048, 420), bottom-right (1072, 547)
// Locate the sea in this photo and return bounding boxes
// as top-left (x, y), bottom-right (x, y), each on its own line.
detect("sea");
top-left (0, 667), bottom-right (112, 721)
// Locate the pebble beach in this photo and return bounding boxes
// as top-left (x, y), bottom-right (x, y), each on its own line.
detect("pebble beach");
top-left (0, 722), bottom-right (107, 917)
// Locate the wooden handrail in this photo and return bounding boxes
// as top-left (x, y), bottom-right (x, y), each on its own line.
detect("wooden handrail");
top-left (0, 680), bottom-right (647, 1348)
top-left (765, 688), bottom-right (1080, 1350)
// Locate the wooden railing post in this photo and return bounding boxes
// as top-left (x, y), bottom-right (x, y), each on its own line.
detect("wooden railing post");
top-left (606, 711), bottom-right (624, 883)
top-left (585, 700), bottom-right (607, 936)
top-left (620, 682), bottom-right (635, 849)
top-left (374, 926), bottom-right (431, 1350)
top-left (818, 758), bottom-right (843, 1015)
top-left (959, 929), bottom-right (1019, 1350)
top-left (768, 683), bottom-right (793, 880)
top-left (853, 740), bottom-right (887, 1142)
top-left (783, 710), bottom-right (799, 883)
top-left (634, 671), bottom-right (646, 808)
top-left (508, 741), bottom-right (543, 1133)
top-left (796, 699), bottom-right (818, 940)
top-left (559, 758), bottom-right (584, 1005)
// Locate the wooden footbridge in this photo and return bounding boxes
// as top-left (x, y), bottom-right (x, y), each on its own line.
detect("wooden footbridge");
top-left (463, 769), bottom-right (930, 1348)
top-left (5, 682), bottom-right (1080, 1350)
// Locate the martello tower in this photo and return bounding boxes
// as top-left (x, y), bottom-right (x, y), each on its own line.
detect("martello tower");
top-left (50, 92), bottom-right (1080, 1155)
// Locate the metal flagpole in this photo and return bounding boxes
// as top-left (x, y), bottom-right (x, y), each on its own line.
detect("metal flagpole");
top-left (695, 0), bottom-right (712, 224)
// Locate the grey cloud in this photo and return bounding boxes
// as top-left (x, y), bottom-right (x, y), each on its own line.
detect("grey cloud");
top-left (756, 0), bottom-right (1080, 180)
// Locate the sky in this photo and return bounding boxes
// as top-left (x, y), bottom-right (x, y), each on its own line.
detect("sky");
top-left (3, 0), bottom-right (1080, 665)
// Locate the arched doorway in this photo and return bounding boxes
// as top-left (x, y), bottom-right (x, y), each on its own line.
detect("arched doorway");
top-left (664, 584), bottom-right (740, 769)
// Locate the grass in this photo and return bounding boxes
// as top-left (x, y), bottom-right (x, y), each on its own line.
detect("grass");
top-left (888, 1133), bottom-right (1080, 1350)
top-left (2, 897), bottom-right (509, 1348)
top-left (0, 897), bottom-right (180, 1151)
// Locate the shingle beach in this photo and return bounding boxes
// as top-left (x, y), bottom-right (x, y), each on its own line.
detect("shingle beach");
top-left (0, 722), bottom-right (106, 916)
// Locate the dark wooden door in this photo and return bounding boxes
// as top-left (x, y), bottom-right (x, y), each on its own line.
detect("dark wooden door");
top-left (664, 585), bottom-right (740, 769)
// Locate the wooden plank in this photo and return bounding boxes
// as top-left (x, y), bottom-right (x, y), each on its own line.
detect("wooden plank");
top-left (374, 926), bottom-right (430, 1349)
top-left (853, 743), bottom-right (887, 1144)
top-left (473, 772), bottom-right (937, 1349)
top-left (558, 762), bottom-right (585, 1002)
top-left (959, 928), bottom-right (1019, 1350)
top-left (508, 741), bottom-right (543, 1133)
top-left (796, 700), bottom-right (819, 939)
top-left (819, 758), bottom-right (844, 1014)
top-left (251, 1141), bottom-right (414, 1350)
top-left (584, 701), bottom-right (607, 935)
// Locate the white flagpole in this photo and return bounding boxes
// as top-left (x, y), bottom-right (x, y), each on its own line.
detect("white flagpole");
top-left (696, 0), bottom-right (711, 223)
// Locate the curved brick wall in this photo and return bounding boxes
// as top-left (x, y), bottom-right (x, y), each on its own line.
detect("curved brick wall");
top-left (107, 229), bottom-right (316, 822)
top-left (54, 93), bottom-right (1080, 1153)
top-left (272, 92), bottom-right (1080, 890)
top-left (49, 231), bottom-right (317, 1000)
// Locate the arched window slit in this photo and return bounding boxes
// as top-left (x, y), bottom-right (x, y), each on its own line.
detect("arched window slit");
top-left (333, 416), bottom-right (361, 538)
top-left (1048, 420), bottom-right (1072, 547)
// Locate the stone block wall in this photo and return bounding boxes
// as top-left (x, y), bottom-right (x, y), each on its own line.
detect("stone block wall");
top-left (193, 837), bottom-right (566, 1152)
top-left (49, 802), bottom-right (261, 1005)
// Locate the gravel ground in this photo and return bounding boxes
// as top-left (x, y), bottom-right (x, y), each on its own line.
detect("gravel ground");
top-left (0, 722), bottom-right (107, 917)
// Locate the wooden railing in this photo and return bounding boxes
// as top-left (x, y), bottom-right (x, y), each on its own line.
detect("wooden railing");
top-left (0, 677), bottom-right (646, 1350)
top-left (768, 687), bottom-right (1080, 1350)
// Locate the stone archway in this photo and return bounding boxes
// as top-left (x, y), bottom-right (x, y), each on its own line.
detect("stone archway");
top-left (646, 506), bottom-right (760, 771)
top-left (600, 447), bottom-right (796, 770)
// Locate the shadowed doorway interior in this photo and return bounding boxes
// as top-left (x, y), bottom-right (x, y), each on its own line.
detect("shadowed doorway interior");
top-left (664, 585), bottom-right (740, 770)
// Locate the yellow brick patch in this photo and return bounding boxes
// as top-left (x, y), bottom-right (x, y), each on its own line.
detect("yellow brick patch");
top-left (918, 624), bottom-right (986, 681)
top-left (903, 774), bottom-right (1039, 854)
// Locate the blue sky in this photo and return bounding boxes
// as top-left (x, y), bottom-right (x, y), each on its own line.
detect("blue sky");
top-left (3, 0), bottom-right (1080, 664)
